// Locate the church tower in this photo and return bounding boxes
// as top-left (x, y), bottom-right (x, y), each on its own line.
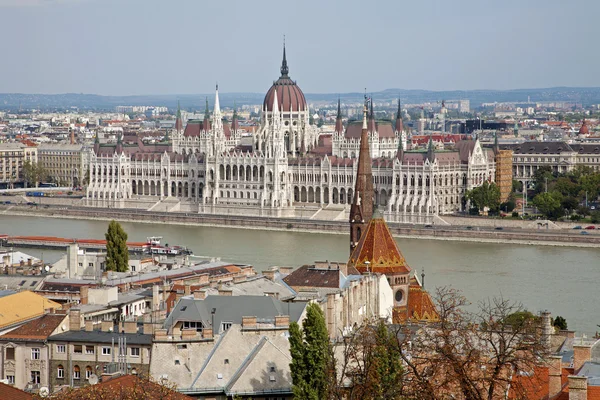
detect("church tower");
top-left (349, 98), bottom-right (374, 253)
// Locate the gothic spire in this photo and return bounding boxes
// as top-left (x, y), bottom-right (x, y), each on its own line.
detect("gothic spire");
top-left (280, 38), bottom-right (289, 77)
top-left (349, 97), bottom-right (374, 254)
top-left (203, 97), bottom-right (211, 131)
top-left (335, 97), bottom-right (343, 134)
top-left (397, 130), bottom-right (404, 161)
top-left (214, 84), bottom-right (221, 116)
top-left (395, 99), bottom-right (403, 133)
top-left (175, 100), bottom-right (183, 132)
top-left (426, 133), bottom-right (435, 163)
top-left (231, 101), bottom-right (239, 132)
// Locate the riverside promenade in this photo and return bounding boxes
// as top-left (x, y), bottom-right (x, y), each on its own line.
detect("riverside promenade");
top-left (2, 203), bottom-right (599, 248)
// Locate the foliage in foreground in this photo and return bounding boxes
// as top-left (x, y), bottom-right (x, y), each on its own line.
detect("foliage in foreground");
top-left (105, 220), bottom-right (129, 272)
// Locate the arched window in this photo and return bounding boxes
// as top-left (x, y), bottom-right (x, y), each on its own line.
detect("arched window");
top-left (73, 365), bottom-right (81, 380)
top-left (57, 364), bottom-right (64, 379)
top-left (86, 366), bottom-right (93, 379)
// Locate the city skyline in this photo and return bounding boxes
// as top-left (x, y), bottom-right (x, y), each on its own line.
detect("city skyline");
top-left (0, 0), bottom-right (597, 96)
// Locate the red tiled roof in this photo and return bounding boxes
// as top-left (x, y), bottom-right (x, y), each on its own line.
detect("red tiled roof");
top-left (345, 120), bottom-right (395, 139)
top-left (348, 216), bottom-right (411, 275)
top-left (0, 314), bottom-right (65, 341)
top-left (50, 374), bottom-right (193, 399)
top-left (0, 383), bottom-right (32, 400)
top-left (283, 264), bottom-right (341, 289)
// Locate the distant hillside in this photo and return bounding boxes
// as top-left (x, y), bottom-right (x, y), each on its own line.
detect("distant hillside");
top-left (1, 87), bottom-right (599, 111)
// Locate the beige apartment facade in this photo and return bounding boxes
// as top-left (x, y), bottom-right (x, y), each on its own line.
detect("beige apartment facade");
top-left (37, 144), bottom-right (90, 187)
top-left (0, 143), bottom-right (37, 188)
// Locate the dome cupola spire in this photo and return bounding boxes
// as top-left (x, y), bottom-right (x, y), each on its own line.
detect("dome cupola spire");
top-left (280, 36), bottom-right (289, 77)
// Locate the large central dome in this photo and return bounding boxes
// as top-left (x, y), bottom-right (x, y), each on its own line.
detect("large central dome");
top-left (263, 45), bottom-right (307, 112)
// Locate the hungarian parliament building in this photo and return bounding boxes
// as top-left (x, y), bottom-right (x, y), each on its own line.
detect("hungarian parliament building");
top-left (86, 47), bottom-right (498, 223)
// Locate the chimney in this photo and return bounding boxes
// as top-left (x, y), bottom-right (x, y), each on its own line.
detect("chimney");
top-left (79, 286), bottom-right (89, 305)
top-left (27, 258), bottom-right (32, 266)
top-left (242, 316), bottom-right (257, 329)
top-left (69, 309), bottom-right (82, 331)
top-left (123, 321), bottom-right (138, 334)
top-left (154, 329), bottom-right (167, 339)
top-left (184, 285), bottom-right (191, 296)
top-left (193, 290), bottom-right (207, 300)
top-left (540, 311), bottom-right (553, 351)
top-left (85, 320), bottom-right (94, 332)
top-left (152, 285), bottom-right (160, 311)
top-left (143, 322), bottom-right (155, 335)
top-left (218, 288), bottom-right (232, 296)
top-left (233, 275), bottom-right (246, 284)
top-left (101, 320), bottom-right (113, 332)
top-left (548, 355), bottom-right (563, 398)
top-left (198, 274), bottom-right (209, 285)
top-left (275, 315), bottom-right (289, 328)
top-left (573, 344), bottom-right (592, 373)
top-left (263, 268), bottom-right (277, 281)
top-left (568, 375), bottom-right (587, 400)
top-left (203, 327), bottom-right (213, 340)
top-left (278, 266), bottom-right (293, 275)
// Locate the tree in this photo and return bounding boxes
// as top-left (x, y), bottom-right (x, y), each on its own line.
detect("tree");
top-left (532, 166), bottom-right (554, 195)
top-left (561, 196), bottom-right (579, 213)
top-left (105, 220), bottom-right (129, 272)
top-left (553, 316), bottom-right (568, 330)
top-left (21, 161), bottom-right (48, 188)
top-left (500, 200), bottom-right (516, 212)
top-left (330, 320), bottom-right (404, 400)
top-left (391, 287), bottom-right (548, 400)
top-left (290, 302), bottom-right (330, 400)
top-left (532, 191), bottom-right (562, 219)
top-left (512, 179), bottom-right (523, 193)
top-left (465, 182), bottom-right (501, 213)
top-left (21, 160), bottom-right (37, 188)
top-left (591, 210), bottom-right (600, 224)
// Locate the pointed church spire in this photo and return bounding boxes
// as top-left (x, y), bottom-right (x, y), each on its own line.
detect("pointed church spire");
top-left (426, 133), bottom-right (435, 163)
top-left (272, 87), bottom-right (279, 114)
top-left (349, 97), bottom-right (374, 254)
top-left (335, 97), bottom-right (343, 133)
top-left (397, 130), bottom-right (404, 161)
top-left (280, 37), bottom-right (289, 77)
top-left (203, 97), bottom-right (211, 132)
top-left (395, 99), bottom-right (404, 133)
top-left (175, 100), bottom-right (183, 133)
top-left (116, 133), bottom-right (123, 155)
top-left (214, 84), bottom-right (221, 116)
top-left (231, 101), bottom-right (239, 132)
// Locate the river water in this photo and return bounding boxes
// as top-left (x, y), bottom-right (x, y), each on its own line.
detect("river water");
top-left (1, 215), bottom-right (599, 335)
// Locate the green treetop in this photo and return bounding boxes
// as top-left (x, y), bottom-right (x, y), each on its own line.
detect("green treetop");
top-left (105, 220), bottom-right (129, 272)
top-left (289, 302), bottom-right (330, 400)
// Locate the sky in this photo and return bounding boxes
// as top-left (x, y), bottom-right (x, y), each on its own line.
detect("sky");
top-left (0, 0), bottom-right (597, 95)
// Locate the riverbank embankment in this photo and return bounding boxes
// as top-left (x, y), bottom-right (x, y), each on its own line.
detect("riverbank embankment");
top-left (2, 205), bottom-right (600, 248)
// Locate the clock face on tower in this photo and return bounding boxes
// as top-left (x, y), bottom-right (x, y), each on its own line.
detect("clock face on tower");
top-left (395, 289), bottom-right (403, 303)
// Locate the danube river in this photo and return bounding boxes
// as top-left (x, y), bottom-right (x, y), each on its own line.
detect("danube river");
top-left (1, 215), bottom-right (599, 336)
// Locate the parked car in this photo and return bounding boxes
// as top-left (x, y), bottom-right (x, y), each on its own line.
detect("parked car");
top-left (573, 226), bottom-right (583, 230)
top-left (466, 226), bottom-right (473, 230)
top-left (581, 231), bottom-right (590, 235)
top-left (495, 226), bottom-right (504, 230)
top-left (585, 226), bottom-right (596, 230)
top-left (424, 225), bottom-right (433, 228)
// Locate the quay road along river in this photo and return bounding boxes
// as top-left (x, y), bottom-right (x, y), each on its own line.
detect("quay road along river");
top-left (0, 214), bottom-right (599, 336)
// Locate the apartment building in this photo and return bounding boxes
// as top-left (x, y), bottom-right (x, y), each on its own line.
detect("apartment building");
top-left (37, 144), bottom-right (91, 187)
top-left (0, 143), bottom-right (37, 189)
